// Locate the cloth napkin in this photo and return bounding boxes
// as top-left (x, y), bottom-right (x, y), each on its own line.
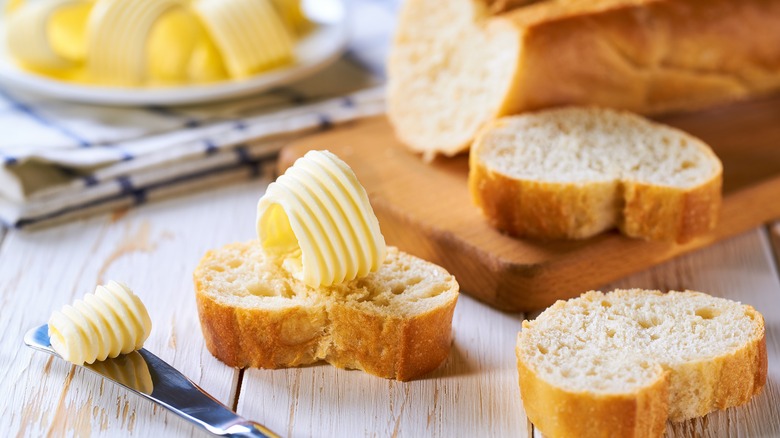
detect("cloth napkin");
top-left (0, 0), bottom-right (399, 228)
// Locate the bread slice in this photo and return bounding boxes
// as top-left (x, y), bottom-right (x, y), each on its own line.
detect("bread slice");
top-left (388, 0), bottom-right (780, 156)
top-left (193, 241), bottom-right (459, 381)
top-left (517, 289), bottom-right (767, 438)
top-left (469, 107), bottom-right (722, 243)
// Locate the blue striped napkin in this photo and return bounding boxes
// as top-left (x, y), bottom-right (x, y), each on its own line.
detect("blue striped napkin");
top-left (0, 0), bottom-right (399, 228)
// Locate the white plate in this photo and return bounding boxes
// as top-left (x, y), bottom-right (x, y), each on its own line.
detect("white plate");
top-left (0, 0), bottom-right (348, 106)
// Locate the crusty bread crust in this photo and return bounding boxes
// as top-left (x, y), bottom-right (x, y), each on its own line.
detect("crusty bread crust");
top-left (389, 0), bottom-right (780, 155)
top-left (468, 110), bottom-right (723, 243)
top-left (470, 159), bottom-right (722, 243)
top-left (516, 290), bottom-right (767, 437)
top-left (194, 242), bottom-right (459, 381)
top-left (502, 0), bottom-right (780, 115)
top-left (326, 298), bottom-right (458, 381)
top-left (665, 329), bottom-right (767, 421)
top-left (195, 263), bottom-right (327, 368)
top-left (470, 163), bottom-right (620, 240)
top-left (517, 345), bottom-right (669, 438)
top-left (621, 178), bottom-right (722, 243)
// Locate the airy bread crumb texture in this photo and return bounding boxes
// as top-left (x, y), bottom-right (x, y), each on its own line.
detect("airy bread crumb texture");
top-left (388, 0), bottom-right (519, 157)
top-left (194, 241), bottom-right (459, 380)
top-left (469, 107), bottom-right (723, 242)
top-left (517, 289), bottom-right (766, 437)
top-left (478, 107), bottom-right (721, 187)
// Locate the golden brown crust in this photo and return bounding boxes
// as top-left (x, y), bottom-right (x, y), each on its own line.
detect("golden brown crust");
top-left (326, 297), bottom-right (457, 380)
top-left (396, 298), bottom-right (459, 380)
top-left (480, 0), bottom-right (540, 15)
top-left (469, 157), bottom-right (723, 243)
top-left (194, 254), bottom-right (327, 368)
top-left (193, 243), bottom-right (459, 381)
top-left (517, 338), bottom-right (669, 438)
top-left (501, 0), bottom-right (780, 115)
top-left (469, 156), bottom-right (619, 239)
top-left (665, 308), bottom-right (767, 421)
top-left (620, 176), bottom-right (722, 243)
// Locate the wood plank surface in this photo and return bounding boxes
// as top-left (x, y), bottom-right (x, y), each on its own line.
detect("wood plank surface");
top-left (237, 294), bottom-right (530, 438)
top-left (1, 166), bottom-right (778, 437)
top-left (0, 180), bottom-right (272, 437)
top-left (281, 95), bottom-right (780, 311)
top-left (527, 228), bottom-right (780, 437)
top-left (769, 222), bottom-right (780, 269)
top-left (607, 228), bottom-right (780, 437)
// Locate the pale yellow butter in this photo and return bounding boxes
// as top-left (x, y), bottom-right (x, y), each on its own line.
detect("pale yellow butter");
top-left (87, 0), bottom-right (185, 85)
top-left (194, 0), bottom-right (295, 78)
top-left (5, 0), bottom-right (92, 71)
top-left (48, 281), bottom-right (152, 365)
top-left (146, 7), bottom-right (204, 84)
top-left (7, 0), bottom-right (301, 86)
top-left (186, 26), bottom-right (229, 83)
top-left (257, 150), bottom-right (387, 287)
top-left (269, 0), bottom-right (309, 35)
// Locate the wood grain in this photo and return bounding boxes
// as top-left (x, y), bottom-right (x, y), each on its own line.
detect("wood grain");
top-left (768, 221), bottom-right (780, 272)
top-left (528, 228), bottom-right (780, 437)
top-left (0, 180), bottom-right (270, 437)
top-left (606, 229), bottom-right (780, 437)
top-left (281, 95), bottom-right (780, 311)
top-left (1, 157), bottom-right (777, 437)
top-left (236, 295), bottom-right (531, 438)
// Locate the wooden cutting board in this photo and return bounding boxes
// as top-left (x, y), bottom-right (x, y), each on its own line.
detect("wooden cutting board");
top-left (280, 96), bottom-right (780, 311)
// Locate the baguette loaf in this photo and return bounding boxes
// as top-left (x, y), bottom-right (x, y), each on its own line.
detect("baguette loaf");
top-left (469, 107), bottom-right (722, 242)
top-left (388, 0), bottom-right (780, 156)
top-left (517, 289), bottom-right (767, 438)
top-left (194, 241), bottom-right (459, 381)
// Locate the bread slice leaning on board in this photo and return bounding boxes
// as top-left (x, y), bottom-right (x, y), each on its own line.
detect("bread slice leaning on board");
top-left (517, 289), bottom-right (767, 438)
top-left (469, 107), bottom-right (723, 243)
top-left (388, 0), bottom-right (780, 156)
top-left (193, 241), bottom-right (459, 381)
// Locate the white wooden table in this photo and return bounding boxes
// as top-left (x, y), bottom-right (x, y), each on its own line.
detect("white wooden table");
top-left (1, 177), bottom-right (778, 437)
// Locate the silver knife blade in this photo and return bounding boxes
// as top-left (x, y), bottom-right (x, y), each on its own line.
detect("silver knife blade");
top-left (24, 324), bottom-right (280, 438)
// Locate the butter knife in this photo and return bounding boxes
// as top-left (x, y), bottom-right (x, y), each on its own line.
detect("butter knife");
top-left (24, 324), bottom-right (280, 438)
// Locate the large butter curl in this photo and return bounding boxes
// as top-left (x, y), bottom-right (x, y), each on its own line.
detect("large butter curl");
top-left (257, 150), bottom-right (387, 287)
top-left (48, 281), bottom-right (152, 365)
top-left (87, 0), bottom-right (186, 85)
top-left (194, 0), bottom-right (294, 78)
top-left (5, 0), bottom-right (92, 71)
